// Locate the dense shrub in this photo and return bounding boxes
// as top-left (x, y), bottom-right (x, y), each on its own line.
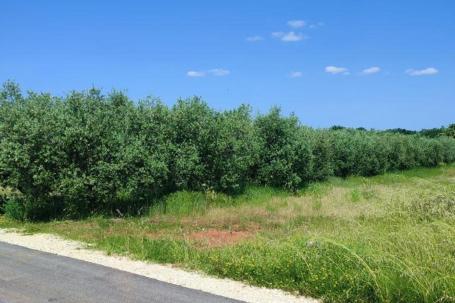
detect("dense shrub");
top-left (207, 105), bottom-right (259, 193)
top-left (169, 100), bottom-right (258, 193)
top-left (445, 124), bottom-right (455, 138)
top-left (0, 187), bottom-right (14, 214)
top-left (254, 108), bottom-right (313, 189)
top-left (1, 81), bottom-right (455, 220)
top-left (330, 130), bottom-right (358, 177)
top-left (304, 128), bottom-right (333, 181)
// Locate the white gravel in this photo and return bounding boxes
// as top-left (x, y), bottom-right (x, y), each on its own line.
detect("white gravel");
top-left (0, 229), bottom-right (318, 303)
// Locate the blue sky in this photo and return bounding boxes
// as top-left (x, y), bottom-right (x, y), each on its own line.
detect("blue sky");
top-left (2, 0), bottom-right (454, 129)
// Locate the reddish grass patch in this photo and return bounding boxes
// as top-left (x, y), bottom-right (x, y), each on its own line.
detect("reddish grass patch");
top-left (189, 229), bottom-right (254, 248)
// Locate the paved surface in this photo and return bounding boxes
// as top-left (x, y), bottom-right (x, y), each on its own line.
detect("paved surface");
top-left (0, 242), bottom-right (242, 303)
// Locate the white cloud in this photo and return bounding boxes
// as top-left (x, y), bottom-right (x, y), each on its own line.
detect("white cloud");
top-left (406, 67), bottom-right (438, 76)
top-left (289, 71), bottom-right (303, 78)
top-left (187, 69), bottom-right (230, 77)
top-left (282, 32), bottom-right (304, 42)
top-left (287, 20), bottom-right (306, 28)
top-left (208, 69), bottom-right (230, 76)
top-left (246, 35), bottom-right (263, 42)
top-left (362, 66), bottom-right (381, 75)
top-left (187, 70), bottom-right (205, 77)
top-left (272, 31), bottom-right (304, 42)
top-left (325, 66), bottom-right (349, 75)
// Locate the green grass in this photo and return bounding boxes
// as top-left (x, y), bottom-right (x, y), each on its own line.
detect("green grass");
top-left (2, 164), bottom-right (455, 302)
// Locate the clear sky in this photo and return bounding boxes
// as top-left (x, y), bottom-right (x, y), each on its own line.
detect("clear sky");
top-left (2, 0), bottom-right (454, 129)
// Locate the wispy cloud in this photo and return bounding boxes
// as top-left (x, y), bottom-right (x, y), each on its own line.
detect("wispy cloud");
top-left (187, 69), bottom-right (230, 77)
top-left (309, 21), bottom-right (324, 29)
top-left (406, 67), bottom-right (438, 76)
top-left (362, 66), bottom-right (381, 75)
top-left (187, 70), bottom-right (206, 77)
top-left (325, 66), bottom-right (349, 75)
top-left (208, 69), bottom-right (230, 76)
top-left (246, 35), bottom-right (264, 42)
top-left (272, 31), bottom-right (304, 42)
top-left (289, 71), bottom-right (303, 78)
top-left (287, 20), bottom-right (306, 28)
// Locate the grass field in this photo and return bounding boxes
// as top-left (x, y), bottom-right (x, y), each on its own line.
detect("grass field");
top-left (2, 164), bottom-right (455, 302)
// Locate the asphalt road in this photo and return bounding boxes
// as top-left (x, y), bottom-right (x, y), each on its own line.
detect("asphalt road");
top-left (0, 242), bottom-right (242, 303)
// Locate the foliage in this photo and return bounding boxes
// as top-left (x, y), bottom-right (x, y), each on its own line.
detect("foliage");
top-left (1, 81), bottom-right (455, 220)
top-left (254, 108), bottom-right (313, 189)
top-left (446, 124), bottom-right (455, 139)
top-left (0, 187), bottom-right (14, 214)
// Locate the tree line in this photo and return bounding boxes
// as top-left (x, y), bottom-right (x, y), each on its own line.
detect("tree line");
top-left (384, 125), bottom-right (455, 138)
top-left (1, 81), bottom-right (454, 220)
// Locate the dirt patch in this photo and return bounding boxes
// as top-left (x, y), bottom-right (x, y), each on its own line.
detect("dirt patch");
top-left (189, 229), bottom-right (254, 248)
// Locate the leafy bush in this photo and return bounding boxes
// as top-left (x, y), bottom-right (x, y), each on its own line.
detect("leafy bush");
top-left (445, 124), bottom-right (455, 139)
top-left (303, 128), bottom-right (333, 181)
top-left (208, 105), bottom-right (259, 193)
top-left (0, 187), bottom-right (14, 214)
top-left (254, 108), bottom-right (313, 189)
top-left (3, 196), bottom-right (27, 221)
top-left (169, 100), bottom-right (258, 193)
top-left (1, 81), bottom-right (455, 220)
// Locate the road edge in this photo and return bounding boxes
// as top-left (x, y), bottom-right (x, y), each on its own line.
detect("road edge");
top-left (0, 229), bottom-right (318, 303)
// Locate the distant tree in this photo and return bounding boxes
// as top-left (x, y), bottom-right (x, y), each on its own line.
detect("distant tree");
top-left (446, 124), bottom-right (455, 138)
top-left (419, 127), bottom-right (445, 138)
top-left (0, 80), bottom-right (22, 103)
top-left (385, 128), bottom-right (417, 135)
top-left (330, 125), bottom-right (346, 130)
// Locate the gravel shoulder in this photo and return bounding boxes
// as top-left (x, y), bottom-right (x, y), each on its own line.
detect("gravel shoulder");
top-left (0, 229), bottom-right (318, 303)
